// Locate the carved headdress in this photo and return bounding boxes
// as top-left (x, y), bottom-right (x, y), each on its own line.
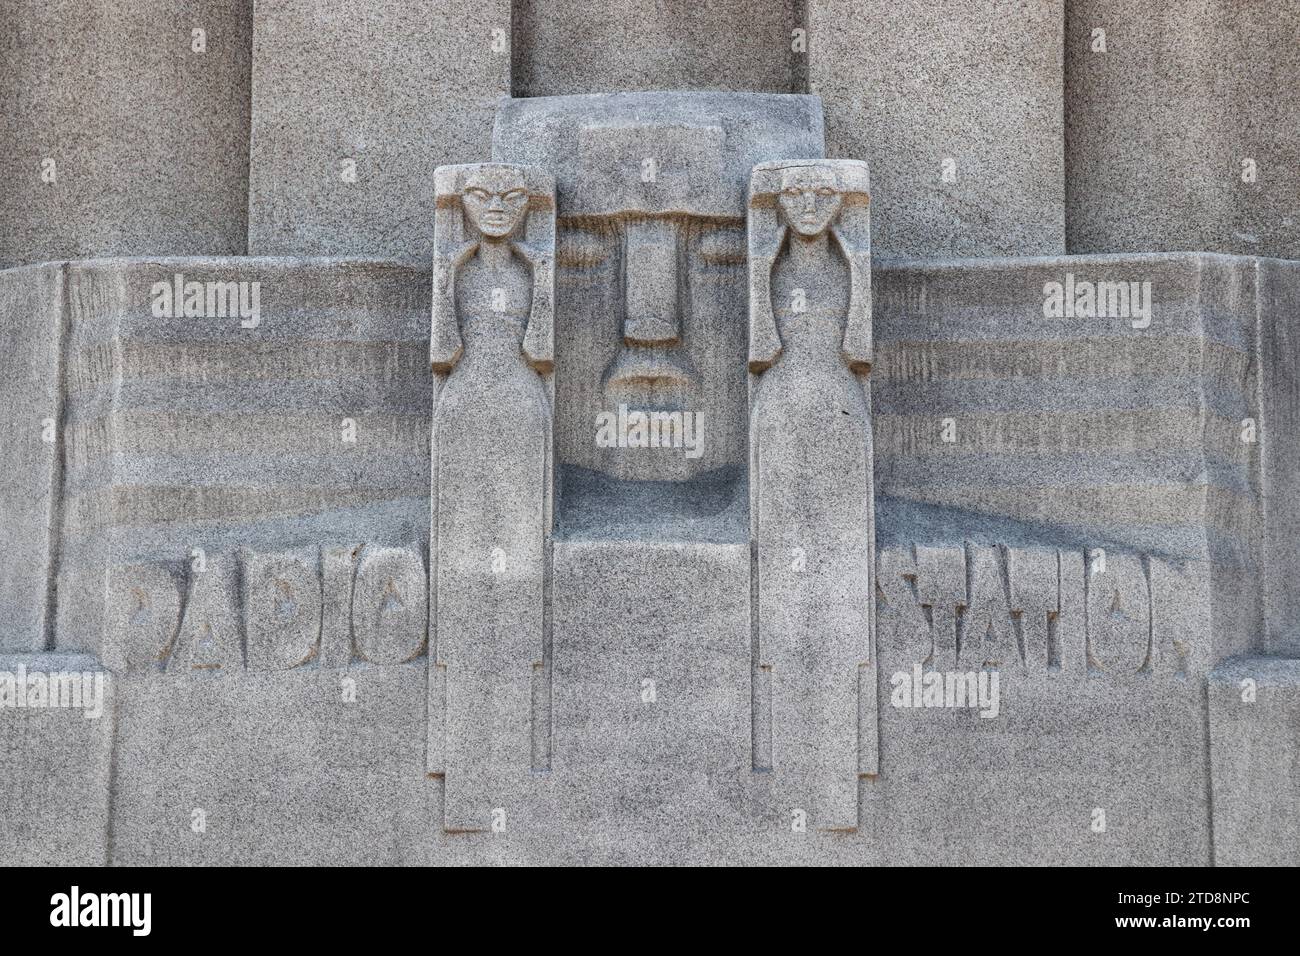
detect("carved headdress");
top-left (430, 163), bottom-right (556, 373)
top-left (747, 159), bottom-right (872, 372)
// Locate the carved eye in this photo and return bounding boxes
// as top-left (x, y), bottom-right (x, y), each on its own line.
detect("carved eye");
top-left (465, 188), bottom-right (490, 201)
top-left (781, 186), bottom-right (801, 197)
top-left (503, 189), bottom-right (526, 203)
top-left (816, 186), bottom-right (836, 196)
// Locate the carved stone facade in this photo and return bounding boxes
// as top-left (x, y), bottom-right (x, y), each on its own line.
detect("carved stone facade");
top-left (1, 3), bottom-right (1297, 868)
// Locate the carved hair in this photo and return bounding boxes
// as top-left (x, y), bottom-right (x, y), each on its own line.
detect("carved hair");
top-left (430, 163), bottom-right (556, 373)
top-left (747, 159), bottom-right (872, 372)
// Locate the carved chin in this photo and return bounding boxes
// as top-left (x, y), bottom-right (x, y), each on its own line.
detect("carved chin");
top-left (791, 219), bottom-right (829, 237)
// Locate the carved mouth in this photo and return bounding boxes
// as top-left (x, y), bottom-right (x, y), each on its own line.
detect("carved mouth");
top-left (602, 348), bottom-right (700, 393)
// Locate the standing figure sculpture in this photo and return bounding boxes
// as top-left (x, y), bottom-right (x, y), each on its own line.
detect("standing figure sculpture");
top-left (748, 159), bottom-right (874, 831)
top-left (428, 163), bottom-right (555, 832)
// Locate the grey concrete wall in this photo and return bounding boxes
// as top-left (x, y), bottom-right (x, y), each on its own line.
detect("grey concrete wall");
top-left (110, 664), bottom-right (432, 865)
top-left (1066, 1), bottom-right (1300, 259)
top-left (1209, 657), bottom-right (1300, 866)
top-left (0, 265), bottom-right (65, 651)
top-left (51, 258), bottom-right (432, 657)
top-left (873, 252), bottom-right (1263, 665)
top-left (0, 1), bottom-right (252, 269)
top-left (1, 253), bottom-right (1275, 661)
top-left (510, 0), bottom-right (804, 96)
top-left (0, 654), bottom-right (112, 866)
top-left (246, 0), bottom-right (509, 261)
top-left (0, 252), bottom-right (1287, 863)
top-left (808, 0), bottom-right (1066, 261)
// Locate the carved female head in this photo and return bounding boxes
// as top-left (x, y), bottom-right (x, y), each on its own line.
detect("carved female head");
top-left (461, 166), bottom-right (529, 239)
top-left (749, 159), bottom-right (872, 372)
top-left (431, 163), bottom-right (555, 373)
top-left (777, 165), bottom-right (843, 238)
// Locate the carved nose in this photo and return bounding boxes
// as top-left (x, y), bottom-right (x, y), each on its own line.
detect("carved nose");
top-left (801, 190), bottom-right (816, 213)
top-left (623, 219), bottom-right (680, 345)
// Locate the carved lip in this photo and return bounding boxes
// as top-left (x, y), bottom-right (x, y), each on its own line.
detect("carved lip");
top-left (602, 348), bottom-right (700, 392)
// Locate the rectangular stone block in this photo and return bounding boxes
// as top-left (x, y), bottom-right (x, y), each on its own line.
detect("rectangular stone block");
top-left (495, 92), bottom-right (824, 219)
top-left (1257, 259), bottom-right (1300, 655)
top-left (873, 253), bottom-right (1258, 568)
top-left (511, 0), bottom-right (802, 96)
top-left (1209, 657), bottom-right (1300, 867)
top-left (1224, 5), bottom-right (1300, 260)
top-left (0, 264), bottom-right (64, 651)
top-left (873, 674), bottom-right (1210, 864)
top-left (1066, 1), bottom-right (1300, 259)
top-left (0, 1), bottom-right (251, 267)
top-left (0, 654), bottom-right (112, 866)
top-left (110, 664), bottom-right (434, 865)
top-left (809, 0), bottom-right (1065, 260)
top-left (547, 540), bottom-right (753, 854)
top-left (247, 0), bottom-right (509, 261)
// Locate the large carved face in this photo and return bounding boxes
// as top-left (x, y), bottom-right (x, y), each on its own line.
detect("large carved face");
top-left (547, 121), bottom-right (756, 485)
top-left (555, 213), bottom-right (747, 484)
top-left (778, 166), bottom-right (842, 238)
top-left (492, 92), bottom-right (826, 495)
top-left (461, 167), bottom-right (529, 239)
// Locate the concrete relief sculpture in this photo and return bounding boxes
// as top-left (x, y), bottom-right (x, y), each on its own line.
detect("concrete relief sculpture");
top-left (428, 163), bottom-right (555, 832)
top-left (1085, 551), bottom-right (1151, 675)
top-left (99, 545), bottom-right (429, 675)
top-left (748, 159), bottom-right (873, 831)
top-left (102, 564), bottom-right (182, 675)
top-left (171, 555), bottom-right (244, 672)
top-left (242, 549), bottom-right (321, 671)
top-left (875, 545), bottom-right (1194, 681)
top-left (3, 6), bottom-right (1299, 872)
top-left (748, 160), bottom-right (872, 374)
top-left (493, 93), bottom-right (824, 523)
top-left (353, 545), bottom-right (428, 666)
